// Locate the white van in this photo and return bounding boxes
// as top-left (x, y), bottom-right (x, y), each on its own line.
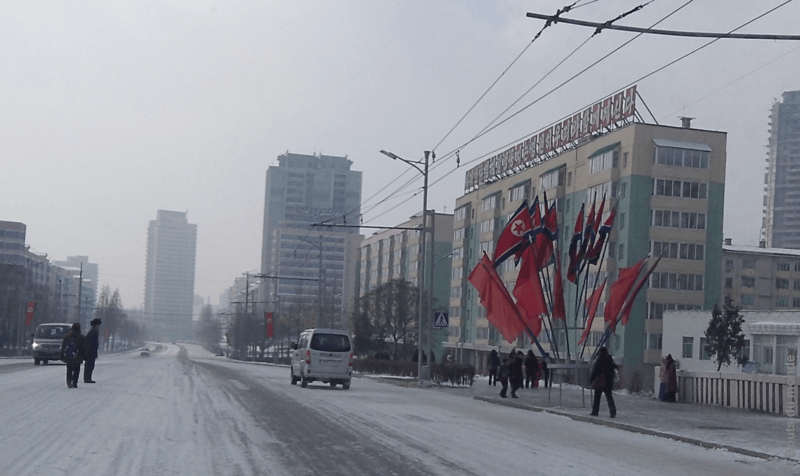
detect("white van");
top-left (290, 328), bottom-right (353, 390)
top-left (32, 323), bottom-right (72, 365)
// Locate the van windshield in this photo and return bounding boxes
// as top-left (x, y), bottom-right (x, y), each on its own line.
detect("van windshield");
top-left (35, 326), bottom-right (71, 339)
top-left (310, 333), bottom-right (351, 352)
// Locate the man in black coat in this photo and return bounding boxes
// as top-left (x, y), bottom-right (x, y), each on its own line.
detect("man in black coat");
top-left (84, 318), bottom-right (101, 383)
top-left (524, 350), bottom-right (538, 388)
top-left (61, 323), bottom-right (89, 388)
top-left (509, 350), bottom-right (524, 398)
top-left (589, 346), bottom-right (618, 417)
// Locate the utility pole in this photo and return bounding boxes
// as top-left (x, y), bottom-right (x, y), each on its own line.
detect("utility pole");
top-left (77, 263), bottom-right (83, 328)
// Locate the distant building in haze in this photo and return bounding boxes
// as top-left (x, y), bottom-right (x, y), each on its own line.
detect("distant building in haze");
top-left (260, 152), bottom-right (362, 332)
top-left (762, 90), bottom-right (800, 248)
top-left (143, 210), bottom-right (197, 340)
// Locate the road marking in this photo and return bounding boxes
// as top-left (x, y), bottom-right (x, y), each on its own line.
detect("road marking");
top-left (230, 379), bottom-right (249, 391)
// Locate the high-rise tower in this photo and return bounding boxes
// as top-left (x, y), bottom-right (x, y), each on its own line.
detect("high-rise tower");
top-left (762, 90), bottom-right (800, 248)
top-left (144, 210), bottom-right (197, 340)
top-left (260, 152), bottom-right (362, 331)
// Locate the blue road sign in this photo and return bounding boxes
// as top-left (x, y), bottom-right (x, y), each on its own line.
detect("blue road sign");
top-left (433, 312), bottom-right (449, 328)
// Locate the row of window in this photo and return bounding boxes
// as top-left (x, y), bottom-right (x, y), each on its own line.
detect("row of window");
top-left (650, 272), bottom-right (704, 291)
top-left (651, 241), bottom-right (705, 261)
top-left (589, 150), bottom-right (617, 174)
top-left (647, 302), bottom-right (702, 320)
top-left (653, 179), bottom-right (708, 200)
top-left (651, 210), bottom-right (706, 230)
top-left (655, 146), bottom-right (710, 169)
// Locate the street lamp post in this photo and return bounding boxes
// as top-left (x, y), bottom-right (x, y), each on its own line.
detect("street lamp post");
top-left (380, 149), bottom-right (431, 380)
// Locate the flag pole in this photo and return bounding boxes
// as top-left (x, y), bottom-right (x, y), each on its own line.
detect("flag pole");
top-left (578, 239), bottom-right (610, 361)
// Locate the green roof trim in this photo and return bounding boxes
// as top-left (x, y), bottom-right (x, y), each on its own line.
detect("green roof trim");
top-left (588, 141), bottom-right (621, 159)
top-left (510, 179), bottom-right (531, 189)
top-left (483, 190), bottom-right (501, 199)
top-left (540, 164), bottom-right (566, 177)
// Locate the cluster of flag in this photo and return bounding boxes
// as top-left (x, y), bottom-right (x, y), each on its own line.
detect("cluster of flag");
top-left (468, 193), bottom-right (660, 359)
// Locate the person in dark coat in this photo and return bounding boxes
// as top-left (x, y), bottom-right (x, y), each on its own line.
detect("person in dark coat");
top-left (524, 350), bottom-right (539, 389)
top-left (664, 354), bottom-right (678, 402)
top-left (509, 350), bottom-right (524, 398)
top-left (540, 358), bottom-right (550, 388)
top-left (84, 318), bottom-right (101, 383)
top-left (61, 323), bottom-right (89, 389)
top-left (589, 346), bottom-right (618, 417)
top-left (488, 349), bottom-right (501, 386)
top-left (498, 354), bottom-right (511, 398)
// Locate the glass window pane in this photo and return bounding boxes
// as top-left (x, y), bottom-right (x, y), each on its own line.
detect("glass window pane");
top-left (670, 242), bottom-right (678, 258)
top-left (679, 243), bottom-right (688, 259)
top-left (699, 183), bottom-right (708, 199)
top-left (682, 181), bottom-right (691, 198)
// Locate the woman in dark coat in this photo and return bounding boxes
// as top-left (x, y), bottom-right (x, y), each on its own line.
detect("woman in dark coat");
top-left (664, 354), bottom-right (678, 402)
top-left (524, 350), bottom-right (539, 388)
top-left (61, 323), bottom-right (89, 389)
top-left (589, 346), bottom-right (617, 418)
top-left (509, 351), bottom-right (524, 398)
top-left (488, 349), bottom-right (501, 386)
top-left (498, 355), bottom-right (511, 398)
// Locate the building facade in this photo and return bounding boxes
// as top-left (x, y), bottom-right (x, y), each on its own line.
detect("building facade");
top-left (722, 241), bottom-right (800, 311)
top-left (356, 212), bottom-right (454, 361)
top-left (260, 152), bottom-right (362, 333)
top-left (448, 119), bottom-right (726, 385)
top-left (143, 210), bottom-right (197, 340)
top-left (762, 90), bottom-right (800, 248)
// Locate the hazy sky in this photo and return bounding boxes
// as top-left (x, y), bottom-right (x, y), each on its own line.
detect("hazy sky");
top-left (2, 1), bottom-right (798, 308)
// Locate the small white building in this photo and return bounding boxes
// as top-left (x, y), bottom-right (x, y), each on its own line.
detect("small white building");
top-left (662, 310), bottom-right (799, 376)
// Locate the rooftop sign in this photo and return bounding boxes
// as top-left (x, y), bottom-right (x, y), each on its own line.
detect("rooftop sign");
top-left (464, 86), bottom-right (636, 192)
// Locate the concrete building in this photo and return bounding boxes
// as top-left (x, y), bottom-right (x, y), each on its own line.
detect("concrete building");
top-left (356, 212), bottom-right (454, 361)
top-left (143, 210), bottom-right (197, 341)
top-left (722, 240), bottom-right (800, 311)
top-left (762, 90), bottom-right (800, 248)
top-left (260, 152), bottom-right (362, 333)
top-left (447, 89), bottom-right (726, 386)
top-left (51, 255), bottom-right (98, 327)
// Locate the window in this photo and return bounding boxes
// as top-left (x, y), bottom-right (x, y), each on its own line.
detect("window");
top-left (653, 179), bottom-right (708, 199)
top-left (453, 228), bottom-right (465, 241)
top-left (778, 262), bottom-right (791, 271)
top-left (776, 297), bottom-right (789, 308)
top-left (793, 298), bottom-right (800, 308)
top-left (454, 206), bottom-right (467, 222)
top-left (795, 262), bottom-right (800, 272)
top-left (741, 277), bottom-right (755, 288)
top-left (740, 339), bottom-right (750, 362)
top-left (725, 259), bottom-right (734, 272)
top-left (619, 213), bottom-right (625, 230)
top-left (508, 184), bottom-right (527, 203)
top-left (567, 172), bottom-right (572, 187)
top-left (655, 146), bottom-right (710, 169)
top-left (479, 240), bottom-right (493, 257)
top-left (742, 258), bottom-right (756, 269)
top-left (540, 169), bottom-right (563, 191)
top-left (451, 268), bottom-right (463, 280)
top-left (650, 272), bottom-right (704, 291)
top-left (452, 247), bottom-right (463, 260)
top-left (618, 244), bottom-right (624, 261)
top-left (623, 152), bottom-right (628, 168)
top-left (620, 182), bottom-right (627, 199)
top-left (795, 280), bottom-right (800, 290)
top-left (451, 287), bottom-right (462, 298)
top-left (753, 335), bottom-right (774, 373)
top-left (777, 278), bottom-right (790, 290)
top-left (740, 294), bottom-right (754, 305)
top-left (699, 337), bottom-right (710, 360)
top-left (682, 337), bottom-right (694, 359)
top-left (725, 277), bottom-right (732, 289)
top-left (586, 181), bottom-right (612, 204)
top-left (481, 194), bottom-right (498, 211)
top-left (589, 150), bottom-right (615, 174)
top-left (479, 219), bottom-right (495, 234)
top-left (647, 333), bottom-right (662, 350)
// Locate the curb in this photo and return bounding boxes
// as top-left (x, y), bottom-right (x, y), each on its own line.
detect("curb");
top-left (474, 395), bottom-right (776, 461)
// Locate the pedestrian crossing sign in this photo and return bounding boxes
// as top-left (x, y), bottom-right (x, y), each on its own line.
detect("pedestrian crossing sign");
top-left (433, 312), bottom-right (449, 328)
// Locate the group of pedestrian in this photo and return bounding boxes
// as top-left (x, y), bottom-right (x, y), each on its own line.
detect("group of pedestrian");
top-left (61, 318), bottom-right (101, 388)
top-left (488, 349), bottom-right (550, 399)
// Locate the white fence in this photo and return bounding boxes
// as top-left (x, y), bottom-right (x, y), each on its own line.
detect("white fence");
top-left (674, 370), bottom-right (798, 417)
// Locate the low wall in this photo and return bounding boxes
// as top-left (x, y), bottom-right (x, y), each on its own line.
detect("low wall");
top-left (670, 370), bottom-right (799, 417)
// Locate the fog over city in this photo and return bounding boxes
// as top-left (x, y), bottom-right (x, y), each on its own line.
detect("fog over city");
top-left (2, 0), bottom-right (798, 306)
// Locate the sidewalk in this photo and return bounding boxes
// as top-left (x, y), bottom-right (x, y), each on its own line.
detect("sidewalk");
top-left (423, 375), bottom-right (800, 464)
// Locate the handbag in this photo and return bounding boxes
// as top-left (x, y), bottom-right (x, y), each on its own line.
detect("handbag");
top-left (592, 373), bottom-right (606, 390)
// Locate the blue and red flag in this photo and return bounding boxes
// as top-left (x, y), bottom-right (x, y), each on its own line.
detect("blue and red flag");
top-left (566, 204), bottom-right (584, 283)
top-left (493, 199), bottom-right (532, 269)
top-left (588, 207), bottom-right (616, 265)
top-left (533, 193), bottom-right (558, 271)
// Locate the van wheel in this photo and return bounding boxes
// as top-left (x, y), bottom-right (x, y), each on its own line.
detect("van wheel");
top-left (330, 382), bottom-right (337, 388)
top-left (300, 373), bottom-right (308, 388)
top-left (34, 359), bottom-right (40, 366)
top-left (342, 381), bottom-right (351, 390)
top-left (290, 369), bottom-right (298, 385)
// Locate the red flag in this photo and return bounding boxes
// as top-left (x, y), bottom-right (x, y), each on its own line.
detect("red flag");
top-left (551, 253), bottom-right (567, 320)
top-left (468, 254), bottom-right (526, 343)
top-left (512, 246), bottom-right (546, 338)
top-left (24, 301), bottom-right (35, 326)
top-left (493, 199), bottom-right (532, 268)
top-left (588, 207), bottom-right (615, 265)
top-left (578, 280), bottom-right (606, 345)
top-left (603, 257), bottom-right (646, 324)
top-left (619, 255), bottom-right (663, 326)
top-left (266, 312), bottom-right (274, 338)
top-left (567, 204), bottom-right (584, 283)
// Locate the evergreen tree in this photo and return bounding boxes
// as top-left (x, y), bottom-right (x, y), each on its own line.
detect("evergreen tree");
top-left (704, 300), bottom-right (747, 371)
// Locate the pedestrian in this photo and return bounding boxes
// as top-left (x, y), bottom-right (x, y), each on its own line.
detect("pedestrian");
top-left (84, 318), bottom-right (101, 384)
top-left (509, 350), bottom-right (524, 398)
top-left (540, 358), bottom-right (550, 388)
top-left (664, 354), bottom-right (678, 402)
top-left (589, 346), bottom-right (617, 418)
top-left (498, 354), bottom-right (511, 398)
top-left (60, 322), bottom-right (89, 389)
top-left (658, 356), bottom-right (668, 401)
top-left (524, 350), bottom-right (539, 389)
top-left (488, 349), bottom-right (500, 386)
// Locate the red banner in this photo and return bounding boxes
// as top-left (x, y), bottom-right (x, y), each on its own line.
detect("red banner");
top-left (24, 301), bottom-right (35, 326)
top-left (266, 312), bottom-right (274, 338)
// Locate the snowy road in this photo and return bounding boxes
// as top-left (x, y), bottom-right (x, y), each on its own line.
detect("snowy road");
top-left (1, 344), bottom-right (793, 475)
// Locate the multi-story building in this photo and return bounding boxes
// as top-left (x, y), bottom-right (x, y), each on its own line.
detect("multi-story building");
top-left (357, 212), bottom-right (454, 361)
top-left (143, 210), bottom-right (197, 340)
top-left (446, 89), bottom-right (726, 386)
top-left (260, 152), bottom-right (362, 332)
top-left (51, 255), bottom-right (98, 327)
top-left (762, 90), bottom-right (800, 248)
top-left (722, 240), bottom-right (800, 311)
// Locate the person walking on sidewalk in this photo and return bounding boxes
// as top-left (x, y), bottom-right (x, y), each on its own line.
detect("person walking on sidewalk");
top-left (664, 354), bottom-right (678, 402)
top-left (488, 349), bottom-right (500, 386)
top-left (524, 350), bottom-right (539, 389)
top-left (589, 346), bottom-right (617, 418)
top-left (84, 318), bottom-right (101, 384)
top-left (509, 350), bottom-right (524, 398)
top-left (498, 354), bottom-right (511, 398)
top-left (60, 323), bottom-right (88, 389)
